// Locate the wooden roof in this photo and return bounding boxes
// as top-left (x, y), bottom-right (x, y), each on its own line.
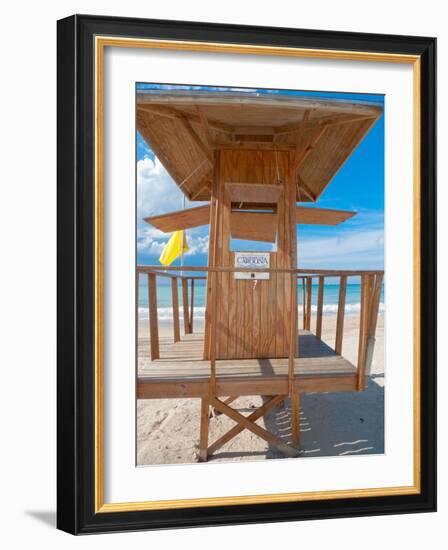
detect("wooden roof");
top-left (137, 90), bottom-right (382, 202)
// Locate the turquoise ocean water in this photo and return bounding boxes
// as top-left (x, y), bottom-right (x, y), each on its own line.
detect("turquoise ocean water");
top-left (138, 279), bottom-right (384, 321)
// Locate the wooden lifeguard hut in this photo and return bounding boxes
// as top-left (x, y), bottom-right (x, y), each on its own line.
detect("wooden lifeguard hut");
top-left (136, 89), bottom-right (384, 461)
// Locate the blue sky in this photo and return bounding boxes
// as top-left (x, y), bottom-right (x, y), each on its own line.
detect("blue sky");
top-left (136, 84), bottom-right (384, 270)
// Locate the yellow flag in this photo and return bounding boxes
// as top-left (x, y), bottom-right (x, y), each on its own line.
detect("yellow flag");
top-left (159, 230), bottom-right (189, 266)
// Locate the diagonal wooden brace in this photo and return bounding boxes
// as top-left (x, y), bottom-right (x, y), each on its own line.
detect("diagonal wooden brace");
top-left (208, 395), bottom-right (286, 454)
top-left (209, 396), bottom-right (299, 458)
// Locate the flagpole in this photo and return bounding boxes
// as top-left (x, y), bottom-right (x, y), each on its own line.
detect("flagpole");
top-left (181, 194), bottom-right (185, 277)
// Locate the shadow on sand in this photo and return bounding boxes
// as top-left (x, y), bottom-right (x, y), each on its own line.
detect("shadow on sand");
top-left (261, 375), bottom-right (384, 459)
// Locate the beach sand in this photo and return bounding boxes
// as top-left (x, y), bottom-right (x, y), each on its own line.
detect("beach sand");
top-left (137, 314), bottom-right (384, 465)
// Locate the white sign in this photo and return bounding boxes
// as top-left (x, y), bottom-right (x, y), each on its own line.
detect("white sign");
top-left (234, 252), bottom-right (270, 280)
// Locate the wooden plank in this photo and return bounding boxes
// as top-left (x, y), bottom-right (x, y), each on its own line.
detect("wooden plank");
top-left (139, 265), bottom-right (383, 276)
top-left (335, 275), bottom-right (347, 354)
top-left (296, 206), bottom-right (356, 225)
top-left (181, 278), bottom-right (191, 334)
top-left (226, 182), bottom-right (283, 204)
top-left (171, 277), bottom-right (180, 343)
top-left (316, 276), bottom-right (324, 339)
top-left (198, 397), bottom-right (209, 461)
top-left (137, 91), bottom-right (382, 115)
top-left (208, 395), bottom-right (286, 454)
top-left (137, 374), bottom-right (358, 399)
top-left (144, 205), bottom-right (210, 233)
top-left (189, 279), bottom-right (195, 333)
top-left (147, 274), bottom-right (159, 360)
top-left (210, 396), bottom-right (299, 458)
top-left (229, 211), bottom-right (277, 242)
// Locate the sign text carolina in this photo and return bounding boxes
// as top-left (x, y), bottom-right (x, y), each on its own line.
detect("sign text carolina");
top-left (234, 252), bottom-right (270, 280)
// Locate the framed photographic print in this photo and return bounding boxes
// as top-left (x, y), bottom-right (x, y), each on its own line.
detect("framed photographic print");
top-left (57, 14), bottom-right (436, 534)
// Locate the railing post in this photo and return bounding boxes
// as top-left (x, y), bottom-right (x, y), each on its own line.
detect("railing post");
top-left (182, 277), bottom-right (191, 334)
top-left (288, 273), bottom-right (298, 392)
top-left (189, 278), bottom-right (195, 333)
top-left (357, 274), bottom-right (374, 390)
top-left (301, 278), bottom-right (306, 330)
top-left (365, 273), bottom-right (383, 375)
top-left (335, 275), bottom-right (347, 354)
top-left (316, 276), bottom-right (324, 339)
top-left (147, 273), bottom-right (159, 360)
top-left (171, 277), bottom-right (180, 343)
top-left (305, 277), bottom-right (312, 331)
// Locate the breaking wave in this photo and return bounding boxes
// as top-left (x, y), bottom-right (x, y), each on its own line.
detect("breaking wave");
top-left (138, 303), bottom-right (385, 321)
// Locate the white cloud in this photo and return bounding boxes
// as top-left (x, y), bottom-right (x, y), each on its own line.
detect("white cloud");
top-left (298, 228), bottom-right (384, 269)
top-left (137, 157), bottom-right (210, 257)
top-left (137, 156), bottom-right (184, 221)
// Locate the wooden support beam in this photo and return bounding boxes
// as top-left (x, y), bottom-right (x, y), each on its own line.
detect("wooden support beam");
top-left (287, 156), bottom-right (299, 392)
top-left (291, 392), bottom-right (301, 446)
top-left (189, 279), bottom-right (195, 333)
top-left (217, 142), bottom-right (297, 152)
top-left (182, 278), bottom-right (191, 334)
top-left (198, 397), bottom-right (209, 462)
top-left (316, 276), bottom-right (324, 339)
top-left (136, 271), bottom-right (140, 358)
top-left (190, 182), bottom-right (211, 201)
top-left (195, 106), bottom-right (215, 149)
top-left (365, 273), bottom-right (383, 375)
top-left (288, 274), bottom-right (297, 395)
top-left (171, 277), bottom-right (180, 343)
top-left (335, 275), bottom-right (347, 354)
top-left (180, 115), bottom-right (214, 166)
top-left (138, 103), bottom-right (234, 134)
top-left (207, 395), bottom-right (286, 454)
top-left (205, 150), bottom-right (221, 383)
top-left (296, 175), bottom-right (317, 202)
top-left (210, 397), bottom-right (299, 458)
top-left (147, 273), bottom-right (159, 360)
top-left (211, 395), bottom-right (238, 418)
top-left (357, 274), bottom-right (374, 390)
top-left (291, 125), bottom-right (328, 174)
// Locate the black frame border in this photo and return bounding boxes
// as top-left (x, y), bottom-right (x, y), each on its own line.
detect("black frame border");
top-left (57, 14), bottom-right (436, 534)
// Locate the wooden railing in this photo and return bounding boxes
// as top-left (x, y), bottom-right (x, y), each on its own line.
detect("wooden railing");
top-left (137, 266), bottom-right (383, 392)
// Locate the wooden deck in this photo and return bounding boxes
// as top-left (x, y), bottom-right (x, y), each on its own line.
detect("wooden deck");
top-left (138, 330), bottom-right (358, 399)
